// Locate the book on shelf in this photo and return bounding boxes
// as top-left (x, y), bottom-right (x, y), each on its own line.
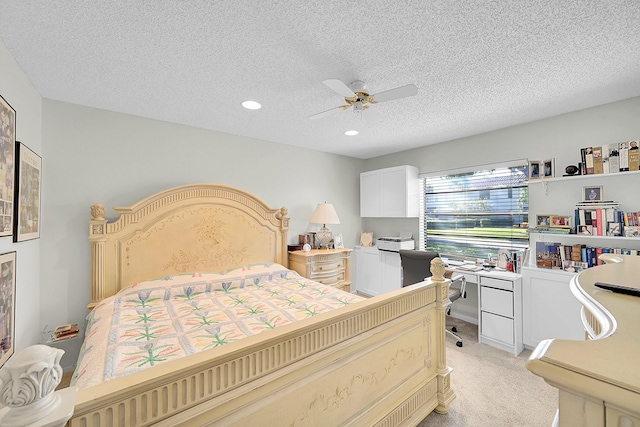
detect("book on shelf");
top-left (629, 140), bottom-right (639, 171)
top-left (619, 141), bottom-right (629, 171)
top-left (608, 143), bottom-right (620, 173)
top-left (592, 146), bottom-right (603, 174)
top-left (584, 147), bottom-right (594, 174)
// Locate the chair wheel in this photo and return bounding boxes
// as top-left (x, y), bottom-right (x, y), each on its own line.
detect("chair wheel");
top-left (456, 341), bottom-right (463, 347)
top-left (451, 326), bottom-right (457, 333)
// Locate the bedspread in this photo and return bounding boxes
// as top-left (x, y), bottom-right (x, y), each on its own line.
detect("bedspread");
top-left (72, 262), bottom-right (363, 389)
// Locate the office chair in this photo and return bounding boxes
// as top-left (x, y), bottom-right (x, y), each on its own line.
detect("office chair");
top-left (399, 249), bottom-right (467, 347)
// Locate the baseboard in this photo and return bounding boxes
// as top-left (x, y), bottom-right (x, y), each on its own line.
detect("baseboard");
top-left (448, 312), bottom-right (478, 325)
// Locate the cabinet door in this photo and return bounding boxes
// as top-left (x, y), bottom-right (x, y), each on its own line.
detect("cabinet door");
top-left (360, 171), bottom-right (380, 217)
top-left (380, 251), bottom-right (402, 293)
top-left (355, 248), bottom-right (382, 296)
top-left (522, 267), bottom-right (584, 348)
top-left (380, 167), bottom-right (408, 217)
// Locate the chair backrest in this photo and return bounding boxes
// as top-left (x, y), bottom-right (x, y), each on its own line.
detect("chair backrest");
top-left (399, 250), bottom-right (440, 287)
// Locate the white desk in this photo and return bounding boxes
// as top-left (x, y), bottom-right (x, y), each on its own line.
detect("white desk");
top-left (448, 267), bottom-right (523, 355)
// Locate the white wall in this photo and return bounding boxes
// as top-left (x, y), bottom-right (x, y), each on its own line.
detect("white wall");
top-left (363, 96), bottom-right (640, 241)
top-left (41, 100), bottom-right (365, 366)
top-left (0, 40), bottom-right (42, 351)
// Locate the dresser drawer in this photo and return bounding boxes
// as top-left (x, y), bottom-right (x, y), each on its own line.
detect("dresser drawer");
top-left (481, 286), bottom-right (514, 318)
top-left (312, 271), bottom-right (345, 286)
top-left (310, 257), bottom-right (345, 274)
top-left (480, 276), bottom-right (514, 291)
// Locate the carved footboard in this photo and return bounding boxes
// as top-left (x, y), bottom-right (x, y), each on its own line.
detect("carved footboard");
top-left (68, 273), bottom-right (454, 426)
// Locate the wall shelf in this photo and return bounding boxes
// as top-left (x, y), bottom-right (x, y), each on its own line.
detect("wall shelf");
top-left (528, 169), bottom-right (640, 184)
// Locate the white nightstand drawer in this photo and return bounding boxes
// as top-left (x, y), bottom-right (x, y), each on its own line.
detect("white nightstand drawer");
top-left (481, 286), bottom-right (514, 318)
top-left (481, 312), bottom-right (514, 345)
top-left (480, 276), bottom-right (513, 291)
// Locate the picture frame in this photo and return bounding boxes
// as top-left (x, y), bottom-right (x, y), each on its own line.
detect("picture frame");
top-left (13, 142), bottom-right (42, 242)
top-left (333, 233), bottom-right (344, 249)
top-left (578, 225), bottom-right (593, 235)
top-left (0, 251), bottom-right (16, 368)
top-left (359, 231), bottom-right (374, 247)
top-left (528, 160), bottom-right (541, 180)
top-left (607, 222), bottom-right (621, 237)
top-left (583, 185), bottom-right (603, 202)
top-left (550, 214), bottom-right (571, 228)
top-left (542, 158), bottom-right (555, 178)
top-left (535, 214), bottom-right (551, 227)
top-left (0, 94), bottom-right (16, 237)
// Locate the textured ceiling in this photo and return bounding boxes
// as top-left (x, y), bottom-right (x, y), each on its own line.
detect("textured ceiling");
top-left (1, 1), bottom-right (640, 159)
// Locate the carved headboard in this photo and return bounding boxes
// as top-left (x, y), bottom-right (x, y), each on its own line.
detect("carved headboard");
top-left (88, 184), bottom-right (289, 310)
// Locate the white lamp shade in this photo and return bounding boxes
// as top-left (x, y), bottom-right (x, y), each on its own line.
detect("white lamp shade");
top-left (309, 203), bottom-right (340, 225)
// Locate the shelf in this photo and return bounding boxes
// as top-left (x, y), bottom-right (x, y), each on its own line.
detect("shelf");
top-left (528, 169), bottom-right (640, 184)
top-left (530, 231), bottom-right (640, 241)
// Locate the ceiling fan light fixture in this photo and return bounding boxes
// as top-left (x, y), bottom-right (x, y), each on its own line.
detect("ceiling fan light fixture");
top-left (241, 100), bottom-right (262, 110)
top-left (345, 130), bottom-right (358, 136)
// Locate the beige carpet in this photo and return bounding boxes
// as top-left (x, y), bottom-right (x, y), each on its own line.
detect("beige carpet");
top-left (418, 319), bottom-right (557, 427)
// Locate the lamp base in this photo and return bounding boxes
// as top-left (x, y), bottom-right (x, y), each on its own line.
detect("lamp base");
top-left (315, 225), bottom-right (333, 249)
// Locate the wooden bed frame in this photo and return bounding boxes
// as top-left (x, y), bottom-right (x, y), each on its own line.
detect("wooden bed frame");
top-left (70, 183), bottom-right (454, 426)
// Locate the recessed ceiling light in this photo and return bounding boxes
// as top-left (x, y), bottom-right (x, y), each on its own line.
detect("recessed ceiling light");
top-left (344, 130), bottom-right (359, 136)
top-left (241, 100), bottom-right (262, 110)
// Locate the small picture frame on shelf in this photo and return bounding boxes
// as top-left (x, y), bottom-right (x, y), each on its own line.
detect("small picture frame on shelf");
top-left (542, 158), bottom-right (555, 178)
top-left (583, 185), bottom-right (603, 202)
top-left (536, 214), bottom-right (551, 227)
top-left (578, 225), bottom-right (593, 235)
top-left (607, 222), bottom-right (621, 236)
top-left (528, 161), bottom-right (541, 180)
top-left (624, 226), bottom-right (640, 238)
top-left (333, 233), bottom-right (344, 249)
top-left (550, 215), bottom-right (571, 228)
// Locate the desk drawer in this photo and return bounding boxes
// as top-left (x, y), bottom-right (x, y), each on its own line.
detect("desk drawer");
top-left (481, 312), bottom-right (514, 345)
top-left (480, 276), bottom-right (513, 291)
top-left (481, 286), bottom-right (513, 317)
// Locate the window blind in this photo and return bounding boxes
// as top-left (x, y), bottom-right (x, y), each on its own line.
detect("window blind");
top-left (420, 163), bottom-right (529, 259)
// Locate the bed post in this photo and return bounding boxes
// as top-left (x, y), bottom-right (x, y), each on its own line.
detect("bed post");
top-left (88, 203), bottom-right (108, 311)
top-left (430, 257), bottom-right (456, 414)
top-left (277, 206), bottom-right (289, 267)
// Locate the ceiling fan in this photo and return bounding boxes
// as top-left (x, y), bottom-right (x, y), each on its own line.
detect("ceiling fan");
top-left (309, 79), bottom-right (418, 120)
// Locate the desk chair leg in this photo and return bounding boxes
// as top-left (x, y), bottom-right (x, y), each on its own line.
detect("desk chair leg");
top-left (446, 328), bottom-right (463, 347)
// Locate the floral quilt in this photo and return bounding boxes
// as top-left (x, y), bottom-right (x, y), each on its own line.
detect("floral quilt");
top-left (72, 262), bottom-right (363, 389)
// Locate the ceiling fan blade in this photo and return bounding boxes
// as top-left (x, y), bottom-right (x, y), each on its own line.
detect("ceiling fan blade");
top-left (370, 84), bottom-right (418, 103)
top-left (322, 79), bottom-right (356, 98)
top-left (309, 105), bottom-right (343, 120)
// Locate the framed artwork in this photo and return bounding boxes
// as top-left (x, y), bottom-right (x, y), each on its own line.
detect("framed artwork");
top-left (578, 225), bottom-right (593, 235)
top-left (0, 251), bottom-right (16, 368)
top-left (583, 185), bottom-right (603, 202)
top-left (359, 231), bottom-right (374, 247)
top-left (550, 215), bottom-right (571, 228)
top-left (333, 233), bottom-right (344, 249)
top-left (13, 142), bottom-right (42, 242)
top-left (0, 95), bottom-right (16, 237)
top-left (528, 161), bottom-right (541, 180)
top-left (536, 214), bottom-right (551, 227)
top-left (542, 158), bottom-right (555, 178)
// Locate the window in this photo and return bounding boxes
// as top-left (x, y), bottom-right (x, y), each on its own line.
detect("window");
top-left (420, 162), bottom-right (529, 259)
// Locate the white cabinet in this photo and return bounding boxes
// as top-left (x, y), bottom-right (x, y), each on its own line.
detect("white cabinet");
top-left (522, 266), bottom-right (584, 348)
top-left (360, 165), bottom-right (419, 217)
top-left (478, 273), bottom-right (523, 355)
top-left (354, 246), bottom-right (402, 296)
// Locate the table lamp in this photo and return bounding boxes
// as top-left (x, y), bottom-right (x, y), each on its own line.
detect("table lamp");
top-left (309, 203), bottom-right (340, 248)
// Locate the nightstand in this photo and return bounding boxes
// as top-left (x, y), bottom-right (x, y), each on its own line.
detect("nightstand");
top-left (288, 248), bottom-right (352, 292)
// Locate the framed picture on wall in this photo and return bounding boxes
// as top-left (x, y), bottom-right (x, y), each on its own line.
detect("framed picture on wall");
top-left (13, 142), bottom-right (42, 242)
top-left (528, 160), bottom-right (541, 180)
top-left (0, 94), bottom-right (16, 238)
top-left (0, 251), bottom-right (16, 368)
top-left (542, 158), bottom-right (555, 178)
